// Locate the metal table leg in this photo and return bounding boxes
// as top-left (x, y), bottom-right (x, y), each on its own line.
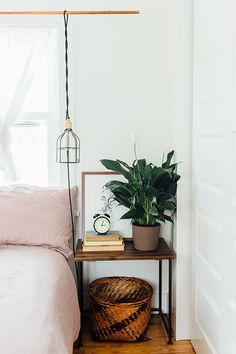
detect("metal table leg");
top-left (158, 259), bottom-right (173, 345)
top-left (168, 259), bottom-right (173, 345)
top-left (76, 261), bottom-right (84, 347)
top-left (159, 260), bottom-right (162, 314)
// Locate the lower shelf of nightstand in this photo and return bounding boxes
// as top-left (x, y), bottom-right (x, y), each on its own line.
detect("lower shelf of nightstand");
top-left (73, 315), bottom-right (194, 353)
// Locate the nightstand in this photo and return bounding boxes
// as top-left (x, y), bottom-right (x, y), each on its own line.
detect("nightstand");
top-left (75, 237), bottom-right (175, 346)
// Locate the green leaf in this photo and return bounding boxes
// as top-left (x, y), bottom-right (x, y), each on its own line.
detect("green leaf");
top-left (164, 215), bottom-right (174, 223)
top-left (156, 214), bottom-right (165, 222)
top-left (162, 150), bottom-right (174, 169)
top-left (100, 159), bottom-right (131, 180)
top-left (117, 160), bottom-right (134, 174)
top-left (156, 192), bottom-right (173, 202)
top-left (132, 162), bottom-right (142, 181)
top-left (154, 172), bottom-right (171, 191)
top-left (172, 173), bottom-right (181, 183)
top-left (120, 207), bottom-right (144, 220)
top-left (145, 186), bottom-right (159, 198)
top-left (168, 163), bottom-right (177, 172)
top-left (129, 180), bottom-right (142, 192)
top-left (105, 180), bottom-right (132, 195)
top-left (167, 183), bottom-right (177, 196)
top-left (151, 167), bottom-right (166, 183)
top-left (135, 159), bottom-right (147, 168)
top-left (113, 194), bottom-right (131, 208)
top-left (149, 205), bottom-right (159, 216)
top-left (143, 163), bottom-right (153, 185)
top-left (159, 201), bottom-right (176, 211)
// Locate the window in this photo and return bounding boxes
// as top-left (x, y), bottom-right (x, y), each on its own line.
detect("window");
top-left (11, 120), bottom-right (48, 185)
top-left (0, 26), bottom-right (60, 186)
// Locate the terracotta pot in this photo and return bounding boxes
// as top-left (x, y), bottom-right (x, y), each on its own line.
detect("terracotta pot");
top-left (132, 223), bottom-right (160, 251)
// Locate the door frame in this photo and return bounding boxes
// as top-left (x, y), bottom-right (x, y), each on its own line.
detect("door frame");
top-left (173, 0), bottom-right (194, 340)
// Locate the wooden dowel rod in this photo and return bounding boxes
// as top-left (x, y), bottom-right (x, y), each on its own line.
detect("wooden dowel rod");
top-left (0, 10), bottom-right (139, 15)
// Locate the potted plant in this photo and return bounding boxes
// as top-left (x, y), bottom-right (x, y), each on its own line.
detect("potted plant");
top-left (100, 151), bottom-right (180, 250)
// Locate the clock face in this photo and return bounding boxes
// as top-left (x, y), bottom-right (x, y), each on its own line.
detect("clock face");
top-left (93, 216), bottom-right (111, 234)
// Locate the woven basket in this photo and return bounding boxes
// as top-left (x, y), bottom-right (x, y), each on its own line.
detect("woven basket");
top-left (88, 276), bottom-right (153, 342)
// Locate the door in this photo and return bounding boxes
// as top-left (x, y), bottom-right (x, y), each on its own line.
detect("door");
top-left (192, 1), bottom-right (236, 353)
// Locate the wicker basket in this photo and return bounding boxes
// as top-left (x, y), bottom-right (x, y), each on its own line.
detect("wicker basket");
top-left (88, 276), bottom-right (153, 342)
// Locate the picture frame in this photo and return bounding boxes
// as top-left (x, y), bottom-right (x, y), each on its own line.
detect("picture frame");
top-left (81, 171), bottom-right (132, 238)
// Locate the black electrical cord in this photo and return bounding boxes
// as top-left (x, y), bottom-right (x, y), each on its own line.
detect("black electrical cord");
top-left (64, 10), bottom-right (69, 120)
top-left (64, 11), bottom-right (76, 258)
top-left (66, 151), bottom-right (76, 256)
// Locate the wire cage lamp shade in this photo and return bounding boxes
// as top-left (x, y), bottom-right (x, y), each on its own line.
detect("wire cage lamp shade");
top-left (56, 119), bottom-right (80, 163)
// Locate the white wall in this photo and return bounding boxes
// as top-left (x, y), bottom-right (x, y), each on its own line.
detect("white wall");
top-left (75, 1), bottom-right (175, 170)
top-left (0, 0), bottom-right (192, 339)
top-left (0, 0), bottom-right (175, 166)
top-left (72, 0), bottom-right (177, 314)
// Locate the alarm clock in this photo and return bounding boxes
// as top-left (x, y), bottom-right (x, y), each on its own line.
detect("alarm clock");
top-left (93, 213), bottom-right (111, 234)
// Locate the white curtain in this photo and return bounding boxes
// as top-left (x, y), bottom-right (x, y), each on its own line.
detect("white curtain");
top-left (0, 27), bottom-right (52, 182)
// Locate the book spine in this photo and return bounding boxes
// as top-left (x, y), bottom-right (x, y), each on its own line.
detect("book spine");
top-left (82, 245), bottom-right (124, 252)
top-left (83, 241), bottom-right (123, 246)
top-left (84, 236), bottom-right (121, 242)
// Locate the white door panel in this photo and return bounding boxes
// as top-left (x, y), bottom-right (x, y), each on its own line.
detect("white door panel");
top-left (192, 0), bottom-right (236, 353)
top-left (197, 212), bottom-right (222, 255)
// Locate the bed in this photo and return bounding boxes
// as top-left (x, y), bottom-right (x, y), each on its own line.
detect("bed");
top-left (0, 245), bottom-right (80, 354)
top-left (0, 184), bottom-right (81, 354)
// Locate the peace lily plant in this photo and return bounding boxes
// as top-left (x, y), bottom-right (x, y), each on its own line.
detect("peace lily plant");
top-left (100, 150), bottom-right (180, 250)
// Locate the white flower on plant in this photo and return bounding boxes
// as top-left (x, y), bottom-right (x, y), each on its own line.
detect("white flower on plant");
top-left (131, 131), bottom-right (138, 160)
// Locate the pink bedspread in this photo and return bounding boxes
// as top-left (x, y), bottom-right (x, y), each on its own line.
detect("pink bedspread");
top-left (0, 246), bottom-right (80, 354)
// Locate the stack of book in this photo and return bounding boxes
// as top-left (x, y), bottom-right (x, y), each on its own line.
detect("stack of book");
top-left (82, 231), bottom-right (124, 252)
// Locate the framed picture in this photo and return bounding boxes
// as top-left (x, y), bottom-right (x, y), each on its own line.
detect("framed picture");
top-left (81, 171), bottom-right (132, 238)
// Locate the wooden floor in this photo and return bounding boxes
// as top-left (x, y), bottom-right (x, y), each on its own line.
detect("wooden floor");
top-left (74, 316), bottom-right (195, 354)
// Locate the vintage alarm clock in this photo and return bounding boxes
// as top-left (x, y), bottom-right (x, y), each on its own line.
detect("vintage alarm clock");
top-left (93, 213), bottom-right (111, 234)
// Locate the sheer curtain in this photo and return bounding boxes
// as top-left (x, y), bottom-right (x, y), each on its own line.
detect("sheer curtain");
top-left (0, 27), bottom-right (52, 183)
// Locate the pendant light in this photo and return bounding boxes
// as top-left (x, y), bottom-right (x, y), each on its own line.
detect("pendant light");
top-left (56, 11), bottom-right (80, 256)
top-left (56, 11), bottom-right (80, 164)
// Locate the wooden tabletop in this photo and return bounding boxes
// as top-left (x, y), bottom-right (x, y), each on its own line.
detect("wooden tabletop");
top-left (75, 237), bottom-right (175, 262)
